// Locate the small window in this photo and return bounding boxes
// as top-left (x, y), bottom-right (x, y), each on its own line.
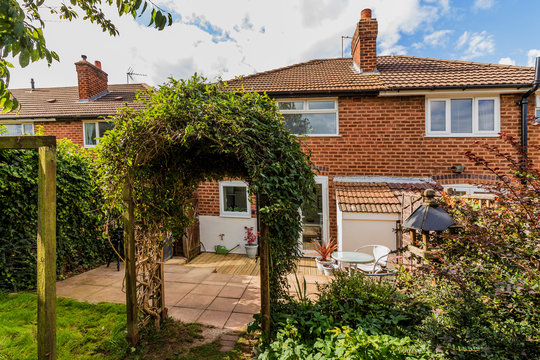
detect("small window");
top-left (84, 121), bottom-right (114, 147)
top-left (443, 184), bottom-right (489, 196)
top-left (219, 181), bottom-right (250, 218)
top-left (277, 99), bottom-right (338, 136)
top-left (426, 97), bottom-right (499, 137)
top-left (0, 123), bottom-right (34, 136)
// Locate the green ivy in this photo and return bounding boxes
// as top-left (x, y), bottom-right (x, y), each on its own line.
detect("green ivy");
top-left (0, 139), bottom-right (111, 292)
top-left (95, 74), bottom-right (316, 302)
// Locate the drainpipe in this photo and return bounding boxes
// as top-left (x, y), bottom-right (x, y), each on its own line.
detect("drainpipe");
top-left (518, 56), bottom-right (540, 162)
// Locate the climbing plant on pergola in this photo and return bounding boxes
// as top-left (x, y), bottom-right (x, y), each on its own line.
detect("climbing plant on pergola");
top-left (95, 75), bottom-right (316, 342)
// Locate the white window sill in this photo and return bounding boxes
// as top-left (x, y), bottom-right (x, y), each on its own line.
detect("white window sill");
top-left (425, 133), bottom-right (500, 138)
top-left (220, 213), bottom-right (252, 219)
top-left (295, 134), bottom-right (342, 138)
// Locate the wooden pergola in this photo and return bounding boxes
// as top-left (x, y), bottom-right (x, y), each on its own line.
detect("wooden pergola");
top-left (0, 136), bottom-right (57, 360)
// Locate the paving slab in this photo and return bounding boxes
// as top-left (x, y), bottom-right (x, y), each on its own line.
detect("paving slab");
top-left (207, 297), bottom-right (238, 312)
top-left (218, 284), bottom-right (247, 299)
top-left (176, 293), bottom-right (215, 309)
top-left (164, 282), bottom-right (197, 306)
top-left (202, 273), bottom-right (234, 285)
top-left (225, 313), bottom-right (255, 331)
top-left (197, 310), bottom-right (231, 328)
top-left (168, 307), bottom-right (204, 323)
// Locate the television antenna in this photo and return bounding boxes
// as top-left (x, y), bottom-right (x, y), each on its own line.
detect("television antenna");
top-left (126, 67), bottom-right (147, 84)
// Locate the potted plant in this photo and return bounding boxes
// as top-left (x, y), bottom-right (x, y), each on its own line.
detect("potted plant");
top-left (244, 226), bottom-right (259, 259)
top-left (312, 238), bottom-right (338, 272)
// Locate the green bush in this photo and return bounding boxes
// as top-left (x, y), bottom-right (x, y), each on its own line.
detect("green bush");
top-left (0, 139), bottom-right (111, 291)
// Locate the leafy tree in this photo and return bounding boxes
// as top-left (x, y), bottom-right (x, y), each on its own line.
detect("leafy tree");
top-left (0, 0), bottom-right (172, 112)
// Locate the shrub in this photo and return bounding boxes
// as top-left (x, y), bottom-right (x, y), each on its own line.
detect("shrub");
top-left (0, 139), bottom-right (111, 291)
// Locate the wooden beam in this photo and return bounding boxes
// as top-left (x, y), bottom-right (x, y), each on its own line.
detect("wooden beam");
top-left (0, 136), bottom-right (56, 149)
top-left (259, 222), bottom-right (271, 337)
top-left (37, 146), bottom-right (56, 360)
top-left (123, 178), bottom-right (139, 345)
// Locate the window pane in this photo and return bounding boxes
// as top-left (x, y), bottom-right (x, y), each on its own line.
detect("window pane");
top-left (23, 124), bottom-right (34, 135)
top-left (223, 186), bottom-right (248, 213)
top-left (84, 123), bottom-right (96, 145)
top-left (536, 109), bottom-right (540, 119)
top-left (283, 113), bottom-right (336, 135)
top-left (3, 124), bottom-right (23, 136)
top-left (308, 101), bottom-right (335, 110)
top-left (278, 102), bottom-right (304, 110)
top-left (98, 122), bottom-right (115, 137)
top-left (430, 101), bottom-right (446, 131)
top-left (478, 100), bottom-right (495, 131)
top-left (451, 99), bottom-right (472, 133)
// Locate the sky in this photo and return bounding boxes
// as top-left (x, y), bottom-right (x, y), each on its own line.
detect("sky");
top-left (8, 0), bottom-right (540, 89)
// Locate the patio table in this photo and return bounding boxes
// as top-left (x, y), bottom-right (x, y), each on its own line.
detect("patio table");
top-left (332, 251), bottom-right (375, 271)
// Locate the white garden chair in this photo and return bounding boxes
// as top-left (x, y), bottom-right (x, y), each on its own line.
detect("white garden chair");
top-left (353, 245), bottom-right (392, 275)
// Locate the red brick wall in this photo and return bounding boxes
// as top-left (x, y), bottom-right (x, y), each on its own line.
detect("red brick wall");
top-left (351, 10), bottom-right (378, 72)
top-left (36, 120), bottom-right (84, 146)
top-left (75, 60), bottom-right (108, 100)
top-left (197, 93), bottom-right (539, 241)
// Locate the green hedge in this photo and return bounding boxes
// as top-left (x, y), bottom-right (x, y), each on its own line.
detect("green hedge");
top-left (0, 139), bottom-right (111, 291)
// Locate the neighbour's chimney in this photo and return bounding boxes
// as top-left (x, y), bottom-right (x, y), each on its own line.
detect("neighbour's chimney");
top-left (30, 78), bottom-right (35, 91)
top-left (351, 8), bottom-right (378, 73)
top-left (74, 55), bottom-right (108, 101)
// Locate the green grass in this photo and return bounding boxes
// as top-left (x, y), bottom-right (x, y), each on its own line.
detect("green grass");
top-left (0, 292), bottom-right (255, 360)
top-left (0, 292), bottom-right (127, 360)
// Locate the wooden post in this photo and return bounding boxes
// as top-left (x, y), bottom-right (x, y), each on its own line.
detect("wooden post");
top-left (159, 248), bottom-right (167, 323)
top-left (123, 178), bottom-right (139, 345)
top-left (421, 231), bottom-right (429, 252)
top-left (409, 229), bottom-right (416, 247)
top-left (37, 145), bottom-right (56, 360)
top-left (259, 222), bottom-right (271, 337)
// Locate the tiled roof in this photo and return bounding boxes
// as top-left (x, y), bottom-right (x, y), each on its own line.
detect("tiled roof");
top-left (335, 182), bottom-right (401, 213)
top-left (0, 84), bottom-right (148, 119)
top-left (226, 56), bottom-right (535, 94)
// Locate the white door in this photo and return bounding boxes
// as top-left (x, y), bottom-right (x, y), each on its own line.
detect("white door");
top-left (300, 176), bottom-right (329, 256)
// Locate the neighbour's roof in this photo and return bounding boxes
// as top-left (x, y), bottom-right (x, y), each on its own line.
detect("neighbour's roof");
top-left (0, 83), bottom-right (148, 120)
top-left (226, 55), bottom-right (535, 94)
top-left (335, 180), bottom-right (441, 214)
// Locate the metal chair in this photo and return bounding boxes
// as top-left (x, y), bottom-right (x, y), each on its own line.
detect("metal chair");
top-left (353, 245), bottom-right (392, 274)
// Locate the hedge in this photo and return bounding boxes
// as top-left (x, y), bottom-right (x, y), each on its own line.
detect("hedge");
top-left (0, 139), bottom-right (112, 292)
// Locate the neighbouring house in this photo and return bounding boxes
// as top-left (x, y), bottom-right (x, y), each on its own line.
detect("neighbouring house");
top-left (198, 8), bottom-right (539, 255)
top-left (0, 55), bottom-right (145, 148)
top-left (3, 9), bottom-right (539, 257)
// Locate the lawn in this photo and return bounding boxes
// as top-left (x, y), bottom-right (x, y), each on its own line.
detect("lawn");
top-left (0, 293), bottom-right (253, 360)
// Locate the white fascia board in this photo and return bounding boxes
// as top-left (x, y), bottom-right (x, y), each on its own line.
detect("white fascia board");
top-left (379, 88), bottom-right (527, 97)
top-left (333, 176), bottom-right (435, 184)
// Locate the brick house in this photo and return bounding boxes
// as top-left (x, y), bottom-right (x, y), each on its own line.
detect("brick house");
top-left (2, 9), bottom-right (539, 257)
top-left (197, 8), bottom-right (539, 255)
top-left (0, 55), bottom-right (145, 148)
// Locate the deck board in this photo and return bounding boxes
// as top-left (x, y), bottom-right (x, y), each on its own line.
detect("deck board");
top-left (185, 252), bottom-right (320, 276)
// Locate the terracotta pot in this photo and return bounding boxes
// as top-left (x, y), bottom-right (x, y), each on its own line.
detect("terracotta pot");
top-left (245, 244), bottom-right (258, 259)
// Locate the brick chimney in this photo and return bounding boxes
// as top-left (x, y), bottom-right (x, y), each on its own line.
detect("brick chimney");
top-left (351, 9), bottom-right (378, 73)
top-left (75, 55), bottom-right (108, 101)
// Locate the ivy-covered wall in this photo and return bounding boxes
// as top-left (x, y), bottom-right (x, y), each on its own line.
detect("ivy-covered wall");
top-left (0, 139), bottom-right (111, 292)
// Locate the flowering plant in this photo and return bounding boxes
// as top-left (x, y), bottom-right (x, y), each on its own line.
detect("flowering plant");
top-left (244, 226), bottom-right (259, 246)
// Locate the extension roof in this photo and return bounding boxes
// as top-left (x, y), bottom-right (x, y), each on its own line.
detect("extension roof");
top-left (225, 55), bottom-right (535, 95)
top-left (0, 83), bottom-right (147, 120)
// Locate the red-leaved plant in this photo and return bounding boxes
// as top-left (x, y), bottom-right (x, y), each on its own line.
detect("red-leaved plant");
top-left (311, 238), bottom-right (338, 262)
top-left (244, 226), bottom-right (259, 246)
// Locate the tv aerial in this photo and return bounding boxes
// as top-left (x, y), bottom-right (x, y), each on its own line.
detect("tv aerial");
top-left (126, 67), bottom-right (147, 84)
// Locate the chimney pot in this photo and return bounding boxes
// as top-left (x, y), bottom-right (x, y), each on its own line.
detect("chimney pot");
top-left (94, 60), bottom-right (102, 69)
top-left (81, 54), bottom-right (87, 61)
top-left (30, 78), bottom-right (35, 91)
top-left (361, 8), bottom-right (372, 19)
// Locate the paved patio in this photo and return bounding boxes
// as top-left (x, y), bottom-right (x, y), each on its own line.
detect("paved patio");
top-left (56, 258), bottom-right (327, 331)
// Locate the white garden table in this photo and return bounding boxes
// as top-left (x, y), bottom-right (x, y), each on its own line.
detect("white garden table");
top-left (332, 251), bottom-right (374, 272)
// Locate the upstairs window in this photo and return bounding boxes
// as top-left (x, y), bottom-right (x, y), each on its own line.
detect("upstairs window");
top-left (277, 99), bottom-right (338, 136)
top-left (84, 121), bottom-right (114, 147)
top-left (219, 181), bottom-right (251, 218)
top-left (0, 123), bottom-right (34, 136)
top-left (426, 97), bottom-right (500, 137)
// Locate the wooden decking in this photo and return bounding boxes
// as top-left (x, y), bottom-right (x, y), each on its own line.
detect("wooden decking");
top-left (185, 252), bottom-right (320, 276)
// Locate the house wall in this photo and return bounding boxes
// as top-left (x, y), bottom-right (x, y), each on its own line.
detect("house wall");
top-left (197, 93), bottom-right (539, 243)
top-left (339, 212), bottom-right (399, 251)
top-left (35, 120), bottom-right (84, 146)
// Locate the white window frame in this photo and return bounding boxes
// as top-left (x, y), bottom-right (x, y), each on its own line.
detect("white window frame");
top-left (0, 122), bottom-right (34, 136)
top-left (443, 184), bottom-right (489, 195)
top-left (219, 180), bottom-right (251, 218)
top-left (535, 95), bottom-right (540, 122)
top-left (83, 120), bottom-right (113, 148)
top-left (425, 95), bottom-right (500, 137)
top-left (277, 98), bottom-right (339, 136)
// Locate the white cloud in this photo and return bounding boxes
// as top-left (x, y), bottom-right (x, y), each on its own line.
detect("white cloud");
top-left (474, 0), bottom-right (495, 10)
top-left (498, 57), bottom-right (515, 66)
top-left (527, 49), bottom-right (540, 67)
top-left (424, 29), bottom-right (453, 46)
top-left (456, 31), bottom-right (495, 60)
top-left (9, 0), bottom-right (452, 89)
